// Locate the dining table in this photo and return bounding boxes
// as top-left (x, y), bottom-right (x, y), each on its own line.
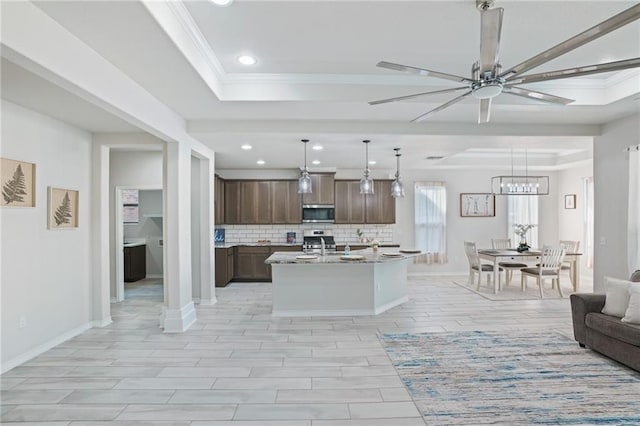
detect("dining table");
top-left (477, 248), bottom-right (582, 294)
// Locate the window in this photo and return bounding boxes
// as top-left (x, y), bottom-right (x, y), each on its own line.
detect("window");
top-left (507, 196), bottom-right (538, 247)
top-left (414, 182), bottom-right (447, 264)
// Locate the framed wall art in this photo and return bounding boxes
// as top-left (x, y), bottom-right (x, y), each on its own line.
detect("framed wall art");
top-left (1, 157), bottom-right (36, 207)
top-left (460, 193), bottom-right (495, 217)
top-left (48, 187), bottom-right (79, 229)
top-left (564, 194), bottom-right (576, 209)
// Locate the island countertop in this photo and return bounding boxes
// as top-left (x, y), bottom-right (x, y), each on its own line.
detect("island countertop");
top-left (265, 248), bottom-right (420, 264)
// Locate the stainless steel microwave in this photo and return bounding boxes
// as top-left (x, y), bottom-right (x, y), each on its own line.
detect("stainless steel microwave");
top-left (302, 205), bottom-right (335, 223)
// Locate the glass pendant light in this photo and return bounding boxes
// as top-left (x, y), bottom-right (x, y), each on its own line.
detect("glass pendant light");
top-left (391, 148), bottom-right (405, 198)
top-left (360, 140), bottom-right (375, 194)
top-left (298, 139), bottom-right (312, 194)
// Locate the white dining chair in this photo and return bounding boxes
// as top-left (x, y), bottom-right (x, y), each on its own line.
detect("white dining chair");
top-left (491, 238), bottom-right (527, 286)
top-left (559, 240), bottom-right (580, 290)
top-left (464, 241), bottom-right (501, 290)
top-left (520, 245), bottom-right (565, 298)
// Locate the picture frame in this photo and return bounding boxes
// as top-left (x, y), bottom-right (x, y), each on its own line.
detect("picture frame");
top-left (460, 193), bottom-right (495, 217)
top-left (564, 194), bottom-right (576, 209)
top-left (48, 187), bottom-right (79, 229)
top-left (1, 157), bottom-right (36, 207)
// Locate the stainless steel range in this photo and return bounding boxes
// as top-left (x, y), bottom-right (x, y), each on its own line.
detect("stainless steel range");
top-left (303, 229), bottom-right (336, 254)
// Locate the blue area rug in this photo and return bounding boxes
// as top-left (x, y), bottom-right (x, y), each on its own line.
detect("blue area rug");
top-left (379, 331), bottom-right (640, 425)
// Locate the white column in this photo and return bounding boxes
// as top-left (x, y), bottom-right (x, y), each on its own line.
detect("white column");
top-left (199, 155), bottom-right (216, 305)
top-left (162, 141), bottom-right (196, 332)
top-left (91, 144), bottom-right (112, 327)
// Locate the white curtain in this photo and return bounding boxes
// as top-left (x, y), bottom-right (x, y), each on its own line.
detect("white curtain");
top-left (583, 176), bottom-right (594, 269)
top-left (629, 146), bottom-right (640, 274)
top-left (507, 196), bottom-right (539, 247)
top-left (414, 181), bottom-right (447, 264)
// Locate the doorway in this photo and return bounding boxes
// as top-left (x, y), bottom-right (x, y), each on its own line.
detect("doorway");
top-left (115, 186), bottom-right (164, 302)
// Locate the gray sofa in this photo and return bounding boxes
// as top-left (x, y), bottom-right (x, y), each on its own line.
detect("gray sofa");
top-left (570, 270), bottom-right (640, 371)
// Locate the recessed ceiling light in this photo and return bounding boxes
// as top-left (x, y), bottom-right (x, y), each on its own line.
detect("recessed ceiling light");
top-left (312, 145), bottom-right (323, 151)
top-left (256, 159), bottom-right (265, 165)
top-left (368, 160), bottom-right (377, 165)
top-left (312, 160), bottom-right (321, 165)
top-left (237, 55), bottom-right (257, 66)
top-left (210, 0), bottom-right (233, 5)
top-left (241, 144), bottom-right (252, 150)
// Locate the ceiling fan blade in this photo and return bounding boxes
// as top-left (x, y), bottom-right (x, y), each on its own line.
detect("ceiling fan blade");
top-left (377, 61), bottom-right (473, 83)
top-left (478, 98), bottom-right (492, 124)
top-left (480, 7), bottom-right (504, 73)
top-left (506, 58), bottom-right (640, 85)
top-left (500, 3), bottom-right (640, 79)
top-left (410, 91), bottom-right (472, 123)
top-left (369, 86), bottom-right (470, 105)
top-left (503, 86), bottom-right (574, 105)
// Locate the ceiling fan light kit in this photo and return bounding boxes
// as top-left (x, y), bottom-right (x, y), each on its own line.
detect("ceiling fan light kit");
top-left (370, 2), bottom-right (640, 124)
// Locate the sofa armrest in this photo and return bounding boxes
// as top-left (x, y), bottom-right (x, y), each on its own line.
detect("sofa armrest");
top-left (570, 293), bottom-right (606, 344)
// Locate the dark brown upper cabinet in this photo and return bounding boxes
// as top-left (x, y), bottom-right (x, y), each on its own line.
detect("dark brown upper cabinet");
top-left (335, 179), bottom-right (395, 224)
top-left (302, 173), bottom-right (335, 206)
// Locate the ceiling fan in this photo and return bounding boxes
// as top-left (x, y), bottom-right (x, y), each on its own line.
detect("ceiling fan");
top-left (369, 0), bottom-right (640, 124)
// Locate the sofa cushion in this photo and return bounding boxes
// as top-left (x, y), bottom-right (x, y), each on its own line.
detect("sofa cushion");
top-left (622, 284), bottom-right (640, 325)
top-left (586, 312), bottom-right (640, 347)
top-left (601, 277), bottom-right (633, 317)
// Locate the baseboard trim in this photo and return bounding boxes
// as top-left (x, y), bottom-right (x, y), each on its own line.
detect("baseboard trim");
top-left (92, 317), bottom-right (113, 327)
top-left (1, 321), bottom-right (93, 374)
top-left (198, 298), bottom-right (217, 306)
top-left (162, 302), bottom-right (197, 333)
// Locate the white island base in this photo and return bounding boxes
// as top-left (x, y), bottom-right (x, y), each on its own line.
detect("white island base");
top-left (271, 259), bottom-right (409, 317)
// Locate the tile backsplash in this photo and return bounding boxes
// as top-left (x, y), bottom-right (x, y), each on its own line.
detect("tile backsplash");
top-left (222, 224), bottom-right (394, 244)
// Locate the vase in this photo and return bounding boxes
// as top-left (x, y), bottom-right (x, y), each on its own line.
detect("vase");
top-left (517, 239), bottom-right (530, 252)
top-left (372, 246), bottom-right (378, 253)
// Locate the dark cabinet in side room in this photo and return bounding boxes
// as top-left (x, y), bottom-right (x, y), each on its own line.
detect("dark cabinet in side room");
top-left (224, 180), bottom-right (241, 224)
top-left (124, 244), bottom-right (146, 282)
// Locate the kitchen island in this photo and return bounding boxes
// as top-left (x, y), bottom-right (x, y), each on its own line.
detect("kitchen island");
top-left (265, 249), bottom-right (418, 317)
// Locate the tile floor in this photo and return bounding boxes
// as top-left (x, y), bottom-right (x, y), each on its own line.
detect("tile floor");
top-left (1, 274), bottom-right (593, 425)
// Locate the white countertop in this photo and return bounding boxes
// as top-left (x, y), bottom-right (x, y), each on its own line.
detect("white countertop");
top-left (265, 248), bottom-right (420, 264)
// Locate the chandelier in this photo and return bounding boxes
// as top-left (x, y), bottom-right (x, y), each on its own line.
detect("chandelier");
top-left (491, 149), bottom-right (549, 195)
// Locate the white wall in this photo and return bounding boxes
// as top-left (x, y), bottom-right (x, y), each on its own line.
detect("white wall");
top-left (191, 156), bottom-right (202, 300)
top-left (394, 168), bottom-right (560, 274)
top-left (594, 114), bottom-right (640, 291)
top-left (557, 163), bottom-right (593, 272)
top-left (123, 190), bottom-right (163, 277)
top-left (1, 101), bottom-right (93, 371)
top-left (107, 148), bottom-right (163, 297)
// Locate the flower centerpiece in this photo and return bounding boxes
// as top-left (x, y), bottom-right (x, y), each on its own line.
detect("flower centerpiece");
top-left (513, 224), bottom-right (535, 252)
top-left (370, 239), bottom-right (380, 252)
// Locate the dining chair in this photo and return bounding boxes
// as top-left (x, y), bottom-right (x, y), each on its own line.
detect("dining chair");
top-left (559, 240), bottom-right (580, 290)
top-left (464, 241), bottom-right (501, 290)
top-left (520, 245), bottom-right (566, 298)
top-left (491, 238), bottom-right (527, 286)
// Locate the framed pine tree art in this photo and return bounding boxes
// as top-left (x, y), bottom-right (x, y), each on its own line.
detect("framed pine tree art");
top-left (48, 187), bottom-right (78, 229)
top-left (1, 157), bottom-right (36, 207)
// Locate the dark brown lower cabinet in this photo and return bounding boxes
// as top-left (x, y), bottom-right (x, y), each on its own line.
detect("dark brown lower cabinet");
top-left (124, 244), bottom-right (146, 282)
top-left (215, 247), bottom-right (235, 287)
top-left (217, 245), bottom-right (303, 283)
top-left (234, 246), bottom-right (272, 281)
